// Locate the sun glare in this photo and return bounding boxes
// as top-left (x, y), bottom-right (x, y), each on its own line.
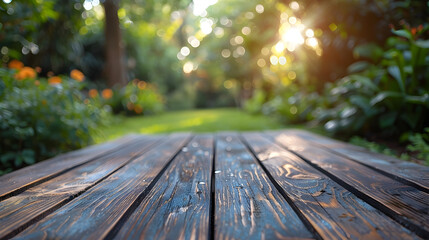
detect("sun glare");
top-left (183, 62), bottom-right (194, 73)
top-left (282, 27), bottom-right (304, 50)
top-left (192, 0), bottom-right (217, 17)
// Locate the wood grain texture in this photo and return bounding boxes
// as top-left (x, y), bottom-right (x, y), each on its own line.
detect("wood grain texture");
top-left (114, 135), bottom-right (213, 240)
top-left (13, 133), bottom-right (191, 240)
top-left (268, 132), bottom-right (429, 238)
top-left (279, 129), bottom-right (429, 192)
top-left (214, 133), bottom-right (314, 240)
top-left (0, 134), bottom-right (140, 200)
top-left (243, 132), bottom-right (421, 240)
top-left (0, 136), bottom-right (161, 239)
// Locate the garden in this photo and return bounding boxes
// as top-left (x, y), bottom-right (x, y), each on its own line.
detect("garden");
top-left (1, 0), bottom-right (428, 175)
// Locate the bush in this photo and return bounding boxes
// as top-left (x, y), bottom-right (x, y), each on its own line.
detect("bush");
top-left (245, 84), bottom-right (320, 124)
top-left (97, 80), bottom-right (164, 116)
top-left (0, 63), bottom-right (107, 175)
top-left (316, 27), bottom-right (429, 137)
top-left (407, 128), bottom-right (429, 165)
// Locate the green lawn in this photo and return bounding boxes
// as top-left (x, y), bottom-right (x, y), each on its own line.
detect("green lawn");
top-left (94, 108), bottom-right (291, 142)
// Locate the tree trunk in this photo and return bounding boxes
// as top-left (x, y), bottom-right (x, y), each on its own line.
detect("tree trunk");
top-left (104, 0), bottom-right (127, 87)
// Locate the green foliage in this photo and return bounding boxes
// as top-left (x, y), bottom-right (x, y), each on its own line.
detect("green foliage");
top-left (99, 81), bottom-right (164, 116)
top-left (316, 28), bottom-right (429, 137)
top-left (349, 136), bottom-right (398, 157)
top-left (407, 128), bottom-right (429, 165)
top-left (0, 67), bottom-right (107, 175)
top-left (244, 89), bottom-right (266, 114)
top-left (261, 84), bottom-right (320, 124)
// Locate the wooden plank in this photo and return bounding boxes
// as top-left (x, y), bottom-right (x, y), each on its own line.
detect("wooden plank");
top-left (268, 131), bottom-right (429, 238)
top-left (113, 135), bottom-right (213, 240)
top-left (243, 132), bottom-right (421, 240)
top-left (0, 136), bottom-right (163, 239)
top-left (280, 129), bottom-right (429, 192)
top-left (13, 133), bottom-right (191, 240)
top-left (0, 134), bottom-right (140, 200)
top-left (214, 133), bottom-right (314, 239)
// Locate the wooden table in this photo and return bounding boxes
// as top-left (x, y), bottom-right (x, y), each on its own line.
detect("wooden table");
top-left (0, 130), bottom-right (428, 240)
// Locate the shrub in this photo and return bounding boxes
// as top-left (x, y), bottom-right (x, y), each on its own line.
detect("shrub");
top-left (407, 128), bottom-right (429, 165)
top-left (316, 27), bottom-right (429, 137)
top-left (245, 84), bottom-right (320, 124)
top-left (97, 80), bottom-right (164, 116)
top-left (0, 63), bottom-right (107, 175)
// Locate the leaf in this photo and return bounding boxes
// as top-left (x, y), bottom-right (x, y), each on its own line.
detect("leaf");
top-left (387, 66), bottom-right (405, 93)
top-left (347, 61), bottom-right (371, 73)
top-left (349, 75), bottom-right (379, 91)
top-left (391, 29), bottom-right (412, 40)
top-left (405, 94), bottom-right (429, 106)
top-left (353, 44), bottom-right (384, 61)
top-left (379, 111), bottom-right (397, 129)
top-left (350, 95), bottom-right (371, 115)
top-left (340, 107), bottom-right (357, 119)
top-left (370, 91), bottom-right (403, 106)
top-left (415, 40), bottom-right (429, 49)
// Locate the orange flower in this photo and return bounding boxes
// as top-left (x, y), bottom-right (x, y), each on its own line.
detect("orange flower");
top-left (14, 67), bottom-right (36, 80)
top-left (102, 89), bottom-right (113, 99)
top-left (48, 76), bottom-right (62, 85)
top-left (89, 89), bottom-right (98, 98)
top-left (411, 28), bottom-right (417, 36)
top-left (8, 60), bottom-right (24, 70)
top-left (134, 105), bottom-right (143, 114)
top-left (137, 81), bottom-right (147, 90)
top-left (35, 66), bottom-right (42, 73)
top-left (34, 80), bottom-right (40, 86)
top-left (70, 69), bottom-right (85, 82)
top-left (126, 102), bottom-right (134, 110)
top-left (47, 71), bottom-right (54, 77)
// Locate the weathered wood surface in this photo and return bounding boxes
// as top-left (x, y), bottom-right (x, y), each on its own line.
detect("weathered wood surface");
top-left (279, 129), bottom-right (429, 192)
top-left (243, 132), bottom-right (420, 240)
top-left (0, 130), bottom-right (428, 240)
top-left (114, 135), bottom-right (213, 240)
top-left (13, 133), bottom-right (190, 240)
top-left (0, 136), bottom-right (162, 239)
top-left (0, 134), bottom-right (139, 201)
top-left (267, 131), bottom-right (429, 238)
top-left (214, 133), bottom-right (313, 239)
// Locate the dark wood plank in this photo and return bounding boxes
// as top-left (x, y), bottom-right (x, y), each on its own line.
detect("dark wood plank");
top-left (243, 132), bottom-right (421, 240)
top-left (0, 134), bottom-right (140, 200)
top-left (13, 133), bottom-right (191, 240)
top-left (114, 135), bottom-right (213, 240)
top-left (280, 129), bottom-right (429, 192)
top-left (267, 131), bottom-right (429, 238)
top-left (214, 133), bottom-right (314, 239)
top-left (0, 136), bottom-right (162, 239)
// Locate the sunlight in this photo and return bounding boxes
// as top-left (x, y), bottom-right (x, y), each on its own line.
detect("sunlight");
top-left (221, 49), bottom-right (231, 58)
top-left (180, 46), bottom-right (190, 56)
top-left (281, 27), bottom-right (304, 51)
top-left (192, 0), bottom-right (218, 17)
top-left (255, 4), bottom-right (264, 14)
top-left (183, 61), bottom-right (194, 73)
top-left (274, 42), bottom-right (285, 53)
top-left (306, 37), bottom-right (318, 48)
top-left (187, 36), bottom-right (201, 48)
top-left (200, 18), bottom-right (214, 35)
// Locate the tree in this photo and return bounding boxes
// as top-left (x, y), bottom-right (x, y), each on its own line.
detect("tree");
top-left (104, 0), bottom-right (127, 87)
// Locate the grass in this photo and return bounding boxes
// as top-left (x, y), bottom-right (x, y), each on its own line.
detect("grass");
top-left (94, 108), bottom-right (294, 142)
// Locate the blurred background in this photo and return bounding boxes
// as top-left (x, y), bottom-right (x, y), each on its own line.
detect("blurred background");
top-left (1, 0), bottom-right (428, 174)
